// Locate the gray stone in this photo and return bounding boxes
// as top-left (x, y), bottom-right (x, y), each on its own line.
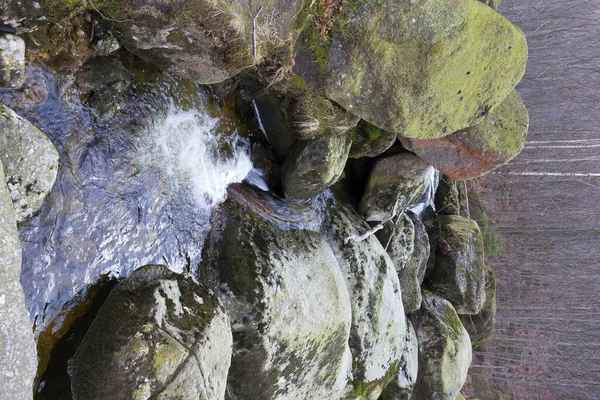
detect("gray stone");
top-left (380, 321), bottom-right (418, 400)
top-left (359, 152), bottom-right (432, 221)
top-left (324, 201), bottom-right (406, 399)
top-left (403, 214), bottom-right (430, 313)
top-left (0, 102), bottom-right (59, 222)
top-left (0, 34), bottom-right (25, 88)
top-left (349, 120), bottom-right (397, 159)
top-left (412, 293), bottom-right (472, 400)
top-left (253, 92), bottom-right (296, 162)
top-left (435, 175), bottom-right (461, 215)
top-left (69, 264), bottom-right (232, 400)
top-left (460, 265), bottom-right (497, 347)
top-left (430, 215), bottom-right (486, 315)
top-left (0, 160), bottom-right (37, 400)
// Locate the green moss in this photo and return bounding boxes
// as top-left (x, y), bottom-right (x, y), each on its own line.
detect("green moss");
top-left (351, 360), bottom-right (400, 399)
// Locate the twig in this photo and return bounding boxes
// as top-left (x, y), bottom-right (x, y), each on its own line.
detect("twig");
top-left (344, 220), bottom-right (390, 244)
top-left (252, 6), bottom-right (264, 59)
top-left (87, 0), bottom-right (133, 23)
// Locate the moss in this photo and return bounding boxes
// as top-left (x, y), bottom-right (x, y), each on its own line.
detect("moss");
top-left (351, 360), bottom-right (400, 399)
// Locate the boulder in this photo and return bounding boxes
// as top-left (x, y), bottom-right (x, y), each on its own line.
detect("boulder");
top-left (430, 215), bottom-right (486, 315)
top-left (324, 201), bottom-right (406, 399)
top-left (282, 131), bottom-right (352, 199)
top-left (349, 120), bottom-right (397, 159)
top-left (0, 160), bottom-right (38, 400)
top-left (359, 152), bottom-right (432, 221)
top-left (0, 34), bottom-right (25, 88)
top-left (412, 293), bottom-right (472, 400)
top-left (435, 175), bottom-right (461, 215)
top-left (379, 321), bottom-right (418, 400)
top-left (203, 186), bottom-right (352, 400)
top-left (460, 265), bottom-right (497, 347)
top-left (399, 90), bottom-right (529, 180)
top-left (376, 213), bottom-right (415, 272)
top-left (403, 214), bottom-right (431, 313)
top-left (253, 92), bottom-right (296, 162)
top-left (0, 102), bottom-right (59, 222)
top-left (69, 264), bottom-right (232, 400)
top-left (324, 0), bottom-right (527, 139)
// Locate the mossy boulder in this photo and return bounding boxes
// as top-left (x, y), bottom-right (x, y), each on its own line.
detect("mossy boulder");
top-left (0, 102), bottom-right (59, 222)
top-left (376, 213), bottom-right (415, 274)
top-left (429, 215), bottom-right (486, 315)
top-left (324, 0), bottom-right (527, 139)
top-left (359, 152), bottom-right (432, 222)
top-left (69, 264), bottom-right (233, 400)
top-left (411, 293), bottom-right (472, 400)
top-left (380, 321), bottom-right (418, 400)
top-left (403, 213), bottom-right (431, 313)
top-left (460, 265), bottom-right (497, 347)
top-left (0, 160), bottom-right (38, 400)
top-left (0, 34), bottom-right (25, 88)
top-left (203, 186), bottom-right (352, 400)
top-left (349, 120), bottom-right (397, 159)
top-left (435, 175), bottom-right (461, 215)
top-left (400, 90), bottom-right (529, 180)
top-left (324, 201), bottom-right (406, 399)
top-left (253, 92), bottom-right (296, 162)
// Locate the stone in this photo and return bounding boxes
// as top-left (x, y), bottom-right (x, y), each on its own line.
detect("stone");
top-left (0, 160), bottom-right (38, 400)
top-left (403, 213), bottom-right (431, 313)
top-left (376, 213), bottom-right (415, 273)
top-left (411, 293), bottom-right (472, 400)
top-left (282, 131), bottom-right (351, 199)
top-left (324, 0), bottom-right (527, 139)
top-left (460, 265), bottom-right (497, 347)
top-left (203, 187), bottom-right (352, 400)
top-left (253, 92), bottom-right (296, 162)
top-left (430, 215), bottom-right (486, 315)
top-left (324, 201), bottom-right (406, 399)
top-left (479, 0), bottom-right (502, 10)
top-left (380, 321), bottom-right (418, 400)
top-left (349, 120), bottom-right (397, 159)
top-left (359, 152), bottom-right (433, 222)
top-left (399, 90), bottom-right (529, 180)
top-left (0, 34), bottom-right (25, 88)
top-left (435, 175), bottom-right (461, 215)
top-left (69, 264), bottom-right (232, 400)
top-left (96, 36), bottom-right (121, 55)
top-left (0, 102), bottom-right (59, 222)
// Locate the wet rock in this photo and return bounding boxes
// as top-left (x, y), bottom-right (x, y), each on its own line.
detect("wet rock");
top-left (349, 120), bottom-right (397, 159)
top-left (0, 102), bottom-right (59, 222)
top-left (435, 175), bottom-right (461, 215)
top-left (412, 293), bottom-right (472, 400)
top-left (430, 215), bottom-right (486, 315)
top-left (324, 201), bottom-right (406, 399)
top-left (380, 321), bottom-right (418, 400)
top-left (359, 152), bottom-right (432, 221)
top-left (69, 264), bottom-right (232, 400)
top-left (282, 131), bottom-right (352, 199)
top-left (0, 34), bottom-right (25, 88)
top-left (325, 0), bottom-right (527, 139)
top-left (203, 188), bottom-right (352, 400)
top-left (0, 161), bottom-right (38, 400)
top-left (403, 214), bottom-right (430, 313)
top-left (253, 92), bottom-right (296, 162)
top-left (460, 265), bottom-right (497, 347)
top-left (377, 213), bottom-right (414, 273)
top-left (400, 91), bottom-right (528, 180)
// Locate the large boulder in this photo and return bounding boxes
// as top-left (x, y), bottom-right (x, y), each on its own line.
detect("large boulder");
top-left (0, 34), bottom-right (25, 88)
top-left (403, 214), bottom-right (431, 313)
top-left (399, 90), bottom-right (529, 180)
top-left (0, 102), bottom-right (59, 222)
top-left (0, 161), bottom-right (38, 400)
top-left (435, 175), bottom-right (461, 216)
top-left (324, 201), bottom-right (406, 399)
top-left (69, 264), bottom-right (232, 400)
top-left (359, 152), bottom-right (432, 221)
top-left (349, 120), bottom-right (397, 159)
top-left (376, 213), bottom-right (415, 273)
top-left (324, 0), bottom-right (527, 139)
top-left (411, 293), bottom-right (472, 400)
top-left (460, 265), bottom-right (497, 347)
top-left (429, 215), bottom-right (486, 315)
top-left (202, 185), bottom-right (352, 400)
top-left (380, 321), bottom-right (418, 400)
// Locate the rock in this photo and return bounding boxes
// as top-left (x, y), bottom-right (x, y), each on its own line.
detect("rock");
top-left (0, 161), bottom-right (38, 400)
top-left (96, 36), bottom-right (121, 55)
top-left (430, 215), bottom-right (486, 315)
top-left (456, 393), bottom-right (467, 400)
top-left (324, 0), bottom-right (527, 139)
top-left (466, 191), bottom-right (505, 257)
top-left (399, 90), bottom-right (528, 180)
top-left (435, 175), bottom-right (461, 215)
top-left (412, 293), bottom-right (472, 400)
top-left (403, 214), bottom-right (430, 313)
top-left (324, 201), bottom-right (406, 399)
top-left (376, 213), bottom-right (414, 272)
top-left (253, 92), bottom-right (296, 162)
top-left (69, 264), bottom-right (232, 400)
top-left (380, 321), bottom-right (418, 400)
top-left (359, 152), bottom-right (433, 221)
top-left (460, 265), bottom-right (497, 347)
top-left (479, 0), bottom-right (502, 10)
top-left (0, 102), bottom-right (59, 222)
top-left (203, 186), bottom-right (352, 400)
top-left (0, 34), bottom-right (25, 88)
top-left (282, 131), bottom-right (351, 199)
top-left (349, 120), bottom-right (397, 159)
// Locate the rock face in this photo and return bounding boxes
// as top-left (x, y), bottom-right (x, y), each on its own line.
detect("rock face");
top-left (460, 265), bottom-right (497, 347)
top-left (324, 202), bottom-right (406, 399)
top-left (0, 34), bottom-right (25, 88)
top-left (0, 161), bottom-right (38, 400)
top-left (412, 293), bottom-right (472, 400)
top-left (429, 215), bottom-right (486, 315)
top-left (359, 152), bottom-right (432, 221)
top-left (380, 321), bottom-right (419, 400)
top-left (204, 188), bottom-right (352, 400)
top-left (349, 120), bottom-right (397, 159)
top-left (0, 103), bottom-right (59, 222)
top-left (282, 132), bottom-right (352, 199)
top-left (69, 264), bottom-right (232, 400)
top-left (403, 214), bottom-right (431, 313)
top-left (400, 90), bottom-right (529, 180)
top-left (324, 0), bottom-right (527, 139)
